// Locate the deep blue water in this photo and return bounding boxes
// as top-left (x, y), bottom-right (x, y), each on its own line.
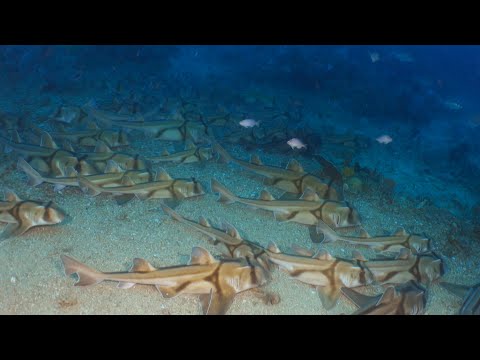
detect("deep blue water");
top-left (0, 45), bottom-right (479, 216)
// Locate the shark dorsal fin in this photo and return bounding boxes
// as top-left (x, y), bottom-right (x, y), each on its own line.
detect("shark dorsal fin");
top-left (377, 286), bottom-right (396, 305)
top-left (86, 121), bottom-right (99, 130)
top-left (11, 130), bottom-right (21, 143)
top-left (189, 247), bottom-right (216, 265)
top-left (267, 242), bottom-right (281, 254)
top-left (313, 249), bottom-right (333, 260)
top-left (78, 160), bottom-right (96, 176)
top-left (359, 228), bottom-right (371, 238)
top-left (250, 154), bottom-right (263, 166)
top-left (286, 159), bottom-right (304, 173)
top-left (161, 149), bottom-right (170, 156)
top-left (157, 168), bottom-right (173, 181)
top-left (300, 188), bottom-right (320, 202)
top-left (63, 141), bottom-right (75, 153)
top-left (94, 140), bottom-right (112, 153)
top-left (260, 189), bottom-right (275, 201)
top-left (121, 175), bottom-right (135, 186)
top-left (199, 216), bottom-right (211, 227)
top-left (397, 248), bottom-right (412, 260)
top-left (65, 166), bottom-right (78, 177)
top-left (104, 160), bottom-right (123, 174)
top-left (291, 244), bottom-right (314, 257)
top-left (225, 223), bottom-right (242, 240)
top-left (4, 189), bottom-right (21, 202)
top-left (40, 131), bottom-right (58, 149)
top-left (184, 140), bottom-right (196, 150)
top-left (352, 250), bottom-right (367, 262)
top-left (393, 227), bottom-right (408, 236)
top-left (131, 258), bottom-right (156, 272)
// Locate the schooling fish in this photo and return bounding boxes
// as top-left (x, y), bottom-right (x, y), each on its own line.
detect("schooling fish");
top-left (440, 281), bottom-right (480, 315)
top-left (239, 119), bottom-right (260, 128)
top-left (316, 219), bottom-right (431, 254)
top-left (211, 179), bottom-right (360, 229)
top-left (265, 242), bottom-right (375, 310)
top-left (0, 190), bottom-right (65, 240)
top-left (287, 138), bottom-right (307, 150)
top-left (341, 281), bottom-right (427, 315)
top-left (214, 143), bottom-right (340, 201)
top-left (61, 246), bottom-right (269, 315)
top-left (376, 135), bottom-right (393, 144)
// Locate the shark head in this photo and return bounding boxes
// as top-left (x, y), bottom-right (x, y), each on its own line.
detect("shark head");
top-left (28, 201), bottom-right (66, 226)
top-left (419, 252), bottom-right (445, 285)
top-left (408, 235), bottom-right (431, 254)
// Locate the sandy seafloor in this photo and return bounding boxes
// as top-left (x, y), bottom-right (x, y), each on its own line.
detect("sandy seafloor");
top-left (1, 127), bottom-right (479, 316)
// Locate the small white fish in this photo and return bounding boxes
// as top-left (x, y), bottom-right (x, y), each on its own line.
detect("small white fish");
top-left (287, 138), bottom-right (307, 150)
top-left (376, 135), bottom-right (393, 144)
top-left (369, 52), bottom-right (380, 63)
top-left (239, 119), bottom-right (260, 128)
top-left (443, 101), bottom-right (463, 110)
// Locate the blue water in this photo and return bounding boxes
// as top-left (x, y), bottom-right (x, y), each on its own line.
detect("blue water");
top-left (0, 45), bottom-right (478, 314)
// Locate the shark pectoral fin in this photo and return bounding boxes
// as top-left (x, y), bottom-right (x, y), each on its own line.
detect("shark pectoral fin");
top-left (134, 193), bottom-right (150, 201)
top-left (114, 194), bottom-right (136, 205)
top-left (340, 287), bottom-right (380, 309)
top-left (117, 282), bottom-right (136, 289)
top-left (273, 211), bottom-right (292, 222)
top-left (316, 285), bottom-right (341, 310)
top-left (156, 285), bottom-right (180, 298)
top-left (263, 178), bottom-right (275, 186)
top-left (0, 223), bottom-right (30, 241)
top-left (199, 288), bottom-right (236, 315)
top-left (439, 282), bottom-right (471, 299)
top-left (54, 184), bottom-right (67, 192)
top-left (308, 225), bottom-right (324, 243)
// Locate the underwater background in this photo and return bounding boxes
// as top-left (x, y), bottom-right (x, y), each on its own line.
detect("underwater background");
top-left (0, 45), bottom-right (478, 314)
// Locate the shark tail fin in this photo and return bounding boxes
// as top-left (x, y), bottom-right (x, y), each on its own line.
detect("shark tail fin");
top-left (210, 179), bottom-right (236, 204)
top-left (161, 204), bottom-right (183, 222)
top-left (61, 255), bottom-right (103, 286)
top-left (17, 158), bottom-right (44, 187)
top-left (78, 176), bottom-right (101, 196)
top-left (213, 142), bottom-right (233, 164)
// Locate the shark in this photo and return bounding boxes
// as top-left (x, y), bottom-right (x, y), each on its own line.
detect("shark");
top-left (265, 242), bottom-right (375, 309)
top-left (148, 140), bottom-right (213, 164)
top-left (440, 281), bottom-right (480, 315)
top-left (18, 158), bottom-right (154, 192)
top-left (365, 249), bottom-right (445, 287)
top-left (316, 219), bottom-right (431, 254)
top-left (61, 246), bottom-right (269, 315)
top-left (341, 281), bottom-right (427, 315)
top-left (49, 122), bottom-right (129, 148)
top-left (0, 190), bottom-right (65, 240)
top-left (0, 131), bottom-right (79, 177)
top-left (211, 179), bottom-right (361, 229)
top-left (161, 204), bottom-right (271, 272)
top-left (213, 142), bottom-right (340, 201)
top-left (75, 140), bottom-right (148, 173)
top-left (78, 169), bottom-right (205, 204)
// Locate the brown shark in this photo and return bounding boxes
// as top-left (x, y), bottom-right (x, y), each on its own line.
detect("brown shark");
top-left (148, 140), bottom-right (213, 164)
top-left (0, 190), bottom-right (65, 240)
top-left (61, 246), bottom-right (269, 315)
top-left (341, 281), bottom-right (428, 315)
top-left (265, 242), bottom-right (375, 309)
top-left (213, 142), bottom-right (340, 201)
top-left (50, 123), bottom-right (129, 148)
top-left (161, 204), bottom-right (271, 272)
top-left (365, 249), bottom-right (445, 286)
top-left (211, 179), bottom-right (361, 229)
top-left (78, 169), bottom-right (205, 202)
top-left (316, 219), bottom-right (431, 254)
top-left (76, 140), bottom-right (148, 173)
top-left (440, 281), bottom-right (480, 315)
top-left (0, 131), bottom-right (78, 176)
top-left (18, 158), bottom-right (153, 192)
